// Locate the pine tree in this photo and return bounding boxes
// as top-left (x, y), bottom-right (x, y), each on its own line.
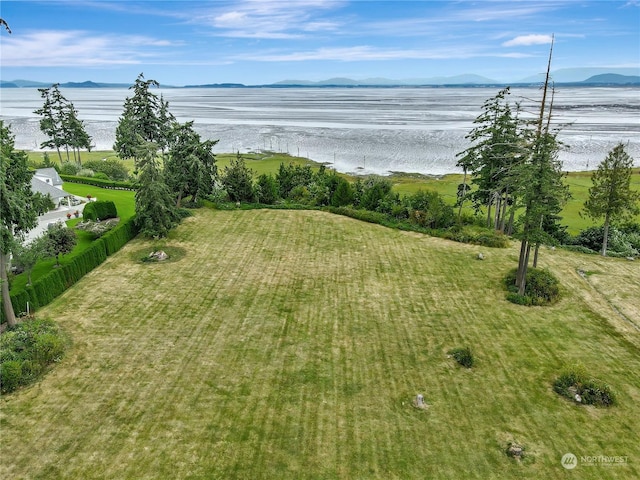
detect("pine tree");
top-left (0, 121), bottom-right (40, 326)
top-left (584, 143), bottom-right (640, 256)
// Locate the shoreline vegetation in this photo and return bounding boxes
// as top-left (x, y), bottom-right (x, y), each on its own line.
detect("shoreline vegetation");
top-left (25, 148), bottom-right (640, 235)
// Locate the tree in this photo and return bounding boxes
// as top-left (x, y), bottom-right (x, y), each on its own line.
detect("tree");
top-left (12, 236), bottom-right (49, 286)
top-left (34, 84), bottom-right (92, 166)
top-left (46, 223), bottom-right (77, 267)
top-left (1, 121), bottom-right (40, 326)
top-left (331, 177), bottom-right (354, 207)
top-left (114, 74), bottom-right (174, 163)
top-left (134, 141), bottom-right (180, 238)
top-left (165, 121), bottom-right (218, 206)
top-left (456, 87), bottom-right (529, 233)
top-left (221, 153), bottom-right (255, 203)
top-left (255, 173), bottom-right (279, 204)
top-left (514, 37), bottom-right (570, 295)
top-left (584, 143), bottom-right (640, 256)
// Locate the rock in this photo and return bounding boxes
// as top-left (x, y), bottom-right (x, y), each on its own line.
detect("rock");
top-left (507, 444), bottom-right (524, 458)
top-left (574, 394), bottom-right (582, 403)
top-left (149, 250), bottom-right (168, 261)
top-left (626, 257), bottom-right (635, 261)
top-left (477, 253), bottom-right (484, 260)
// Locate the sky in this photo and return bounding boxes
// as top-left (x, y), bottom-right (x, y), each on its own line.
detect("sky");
top-left (1, 0), bottom-right (639, 85)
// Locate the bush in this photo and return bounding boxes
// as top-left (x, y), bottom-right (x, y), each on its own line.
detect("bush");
top-left (504, 268), bottom-right (560, 306)
top-left (448, 347), bottom-right (474, 368)
top-left (83, 200), bottom-right (118, 221)
top-left (0, 319), bottom-right (67, 394)
top-left (255, 174), bottom-right (279, 205)
top-left (553, 368), bottom-right (616, 407)
top-left (83, 159), bottom-right (130, 181)
top-left (59, 174), bottom-right (135, 190)
top-left (1, 360), bottom-right (23, 393)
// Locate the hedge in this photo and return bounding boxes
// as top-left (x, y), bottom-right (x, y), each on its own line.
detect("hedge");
top-left (59, 174), bottom-right (136, 190)
top-left (1, 217), bottom-right (139, 324)
top-left (83, 200), bottom-right (118, 221)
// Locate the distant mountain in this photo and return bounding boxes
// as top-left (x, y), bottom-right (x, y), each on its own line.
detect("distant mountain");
top-left (518, 67), bottom-right (640, 84)
top-left (582, 74), bottom-right (640, 85)
top-left (273, 74), bottom-right (498, 86)
top-left (0, 81), bottom-right (19, 88)
top-left (184, 83), bottom-right (247, 88)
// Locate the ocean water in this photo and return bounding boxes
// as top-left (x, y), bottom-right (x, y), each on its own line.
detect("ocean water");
top-left (1, 86), bottom-right (638, 175)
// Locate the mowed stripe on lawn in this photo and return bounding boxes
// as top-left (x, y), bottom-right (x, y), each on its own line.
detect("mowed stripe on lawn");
top-left (1, 209), bottom-right (638, 479)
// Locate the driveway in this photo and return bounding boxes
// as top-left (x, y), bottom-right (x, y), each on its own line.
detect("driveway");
top-left (24, 196), bottom-right (88, 244)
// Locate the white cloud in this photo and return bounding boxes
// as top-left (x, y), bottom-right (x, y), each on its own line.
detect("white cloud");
top-left (0, 30), bottom-right (179, 67)
top-left (195, 0), bottom-right (345, 39)
top-left (502, 34), bottom-right (553, 47)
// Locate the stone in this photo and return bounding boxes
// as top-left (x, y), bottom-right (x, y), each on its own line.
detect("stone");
top-left (477, 253), bottom-right (484, 260)
top-left (507, 444), bottom-right (524, 458)
top-left (574, 394), bottom-right (582, 403)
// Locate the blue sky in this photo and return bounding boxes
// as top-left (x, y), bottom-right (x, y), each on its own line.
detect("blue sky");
top-left (1, 0), bottom-right (639, 85)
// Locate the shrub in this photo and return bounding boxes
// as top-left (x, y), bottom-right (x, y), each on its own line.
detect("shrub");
top-left (83, 200), bottom-right (118, 221)
top-left (1, 360), bottom-right (23, 393)
top-left (83, 158), bottom-right (130, 181)
top-left (0, 319), bottom-right (67, 394)
top-left (59, 162), bottom-right (78, 175)
top-left (448, 347), bottom-right (474, 368)
top-left (504, 268), bottom-right (560, 306)
top-left (553, 368), bottom-right (616, 407)
top-left (255, 173), bottom-right (280, 204)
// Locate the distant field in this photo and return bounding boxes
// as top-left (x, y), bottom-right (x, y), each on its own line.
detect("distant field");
top-left (2, 209), bottom-right (638, 479)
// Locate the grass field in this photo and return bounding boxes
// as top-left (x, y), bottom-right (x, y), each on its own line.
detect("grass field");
top-left (1, 209), bottom-right (638, 479)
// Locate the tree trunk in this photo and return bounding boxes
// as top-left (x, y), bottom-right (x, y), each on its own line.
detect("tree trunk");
top-left (515, 239), bottom-right (528, 287)
top-left (457, 168), bottom-right (468, 222)
top-left (499, 192), bottom-right (509, 232)
top-left (486, 194), bottom-right (493, 228)
top-left (602, 214), bottom-right (610, 256)
top-left (494, 194), bottom-right (502, 230)
top-left (533, 243), bottom-right (540, 268)
top-left (507, 207), bottom-right (515, 236)
top-left (518, 243), bottom-right (531, 296)
top-left (0, 251), bottom-right (17, 327)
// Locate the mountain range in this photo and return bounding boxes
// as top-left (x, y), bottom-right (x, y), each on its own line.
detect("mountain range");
top-left (1, 68), bottom-right (638, 89)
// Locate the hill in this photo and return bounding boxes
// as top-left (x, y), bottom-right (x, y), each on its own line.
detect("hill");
top-left (582, 73), bottom-right (640, 85)
top-left (1, 209), bottom-right (638, 479)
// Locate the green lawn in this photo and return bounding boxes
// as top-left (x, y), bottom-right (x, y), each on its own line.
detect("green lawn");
top-left (1, 209), bottom-right (638, 479)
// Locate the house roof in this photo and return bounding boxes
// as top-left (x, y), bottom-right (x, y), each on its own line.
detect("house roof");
top-left (34, 167), bottom-right (63, 186)
top-left (31, 176), bottom-right (68, 200)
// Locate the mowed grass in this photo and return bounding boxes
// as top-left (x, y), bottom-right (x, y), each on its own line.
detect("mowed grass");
top-left (1, 209), bottom-right (639, 479)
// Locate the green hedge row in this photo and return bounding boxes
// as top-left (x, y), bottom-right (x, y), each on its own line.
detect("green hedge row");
top-left (83, 200), bottom-right (118, 221)
top-left (1, 217), bottom-right (139, 324)
top-left (60, 174), bottom-right (136, 190)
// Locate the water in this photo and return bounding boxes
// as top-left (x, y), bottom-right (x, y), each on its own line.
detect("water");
top-left (1, 86), bottom-right (638, 175)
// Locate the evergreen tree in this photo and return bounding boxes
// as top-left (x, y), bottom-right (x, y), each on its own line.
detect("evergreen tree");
top-left (114, 74), bottom-right (174, 163)
top-left (165, 121), bottom-right (218, 206)
top-left (134, 141), bottom-right (180, 238)
top-left (456, 87), bottom-right (528, 233)
top-left (0, 122), bottom-right (40, 325)
top-left (221, 153), bottom-right (255, 203)
top-left (584, 143), bottom-right (640, 256)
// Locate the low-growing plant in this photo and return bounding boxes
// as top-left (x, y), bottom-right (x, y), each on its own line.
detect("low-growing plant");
top-left (0, 318), bottom-right (67, 394)
top-left (448, 347), bottom-right (474, 368)
top-left (553, 367), bottom-right (616, 407)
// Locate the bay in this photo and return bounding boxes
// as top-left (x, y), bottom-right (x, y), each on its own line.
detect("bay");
top-left (1, 86), bottom-right (638, 175)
